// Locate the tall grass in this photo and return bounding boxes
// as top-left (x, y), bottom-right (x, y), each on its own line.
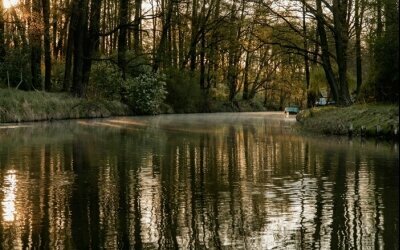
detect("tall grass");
top-left (297, 104), bottom-right (399, 137)
top-left (0, 89), bottom-right (131, 123)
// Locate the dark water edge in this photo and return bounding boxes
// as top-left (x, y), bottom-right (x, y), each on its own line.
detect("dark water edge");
top-left (0, 113), bottom-right (398, 249)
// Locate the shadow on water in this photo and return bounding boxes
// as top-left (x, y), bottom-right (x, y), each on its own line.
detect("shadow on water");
top-left (0, 113), bottom-right (398, 249)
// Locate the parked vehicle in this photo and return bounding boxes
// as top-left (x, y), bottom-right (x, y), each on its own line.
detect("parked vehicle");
top-left (284, 106), bottom-right (299, 115)
top-left (315, 98), bottom-right (336, 106)
top-left (315, 97), bottom-right (327, 106)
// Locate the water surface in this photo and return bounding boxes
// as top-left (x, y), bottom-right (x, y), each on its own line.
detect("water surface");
top-left (0, 113), bottom-right (398, 249)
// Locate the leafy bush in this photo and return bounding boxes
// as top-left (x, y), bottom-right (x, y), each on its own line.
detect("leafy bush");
top-left (89, 61), bottom-right (124, 100)
top-left (125, 53), bottom-right (153, 78)
top-left (165, 69), bottom-right (203, 113)
top-left (123, 72), bottom-right (167, 115)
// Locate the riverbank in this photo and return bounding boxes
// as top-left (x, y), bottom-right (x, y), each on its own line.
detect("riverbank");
top-left (0, 89), bottom-right (271, 123)
top-left (296, 104), bottom-right (399, 139)
top-left (0, 89), bottom-right (131, 123)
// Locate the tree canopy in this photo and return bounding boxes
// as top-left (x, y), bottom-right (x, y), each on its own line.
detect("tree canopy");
top-left (0, 0), bottom-right (398, 111)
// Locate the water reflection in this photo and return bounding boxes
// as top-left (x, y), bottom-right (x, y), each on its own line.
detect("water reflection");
top-left (0, 113), bottom-right (398, 249)
top-left (2, 170), bottom-right (17, 222)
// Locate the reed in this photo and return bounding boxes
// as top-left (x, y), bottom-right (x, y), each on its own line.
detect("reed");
top-left (0, 89), bottom-right (131, 123)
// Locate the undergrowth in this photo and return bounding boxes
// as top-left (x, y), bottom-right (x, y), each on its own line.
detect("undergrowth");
top-left (0, 89), bottom-right (130, 123)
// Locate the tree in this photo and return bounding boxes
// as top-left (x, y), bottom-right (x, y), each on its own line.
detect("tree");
top-left (374, 0), bottom-right (399, 102)
top-left (71, 0), bottom-right (89, 97)
top-left (332, 0), bottom-right (352, 105)
top-left (42, 0), bottom-right (52, 91)
top-left (133, 0), bottom-right (142, 53)
top-left (118, 0), bottom-right (129, 78)
top-left (30, 0), bottom-right (43, 90)
top-left (226, 0), bottom-right (245, 102)
top-left (354, 0), bottom-right (364, 98)
top-left (0, 1), bottom-right (5, 63)
top-left (315, 0), bottom-right (340, 103)
top-left (82, 0), bottom-right (102, 87)
top-left (302, 0), bottom-right (311, 107)
top-left (153, 0), bottom-right (174, 72)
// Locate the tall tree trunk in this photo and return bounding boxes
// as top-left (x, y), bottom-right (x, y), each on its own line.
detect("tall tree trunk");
top-left (51, 0), bottom-right (58, 59)
top-left (133, 0), bottom-right (142, 54)
top-left (312, 28), bottom-right (319, 64)
top-left (332, 0), bottom-right (351, 105)
top-left (376, 0), bottom-right (383, 38)
top-left (82, 0), bottom-right (102, 87)
top-left (100, 0), bottom-right (106, 53)
top-left (42, 0), bottom-right (52, 91)
top-left (209, 0), bottom-right (220, 88)
top-left (178, 10), bottom-right (184, 68)
top-left (153, 0), bottom-right (174, 72)
top-left (30, 0), bottom-right (43, 90)
top-left (242, 48), bottom-right (252, 100)
top-left (55, 13), bottom-right (69, 60)
top-left (315, 0), bottom-right (340, 103)
top-left (302, 0), bottom-right (311, 107)
top-left (354, 0), bottom-right (363, 98)
top-left (0, 2), bottom-right (5, 63)
top-left (63, 0), bottom-right (80, 92)
top-left (189, 0), bottom-right (198, 71)
top-left (227, 3), bottom-right (238, 102)
top-left (118, 0), bottom-right (129, 78)
top-left (71, 0), bottom-right (89, 97)
top-left (227, 0), bottom-right (245, 102)
top-left (199, 30), bottom-right (206, 89)
top-left (151, 0), bottom-right (157, 61)
top-left (171, 12), bottom-right (178, 68)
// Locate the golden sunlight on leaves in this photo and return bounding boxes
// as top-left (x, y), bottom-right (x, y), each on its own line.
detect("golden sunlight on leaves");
top-left (3, 0), bottom-right (19, 9)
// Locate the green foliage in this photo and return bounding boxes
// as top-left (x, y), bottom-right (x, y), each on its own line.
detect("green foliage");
top-left (164, 69), bottom-right (202, 113)
top-left (123, 72), bottom-right (167, 115)
top-left (89, 61), bottom-right (124, 100)
top-left (373, 37), bottom-right (399, 102)
top-left (208, 85), bottom-right (229, 101)
top-left (309, 66), bottom-right (328, 95)
top-left (125, 53), bottom-right (153, 78)
top-left (0, 47), bottom-right (31, 90)
top-left (51, 62), bottom-right (66, 91)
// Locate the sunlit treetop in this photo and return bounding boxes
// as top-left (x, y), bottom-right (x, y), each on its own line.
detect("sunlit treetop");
top-left (3, 0), bottom-right (19, 9)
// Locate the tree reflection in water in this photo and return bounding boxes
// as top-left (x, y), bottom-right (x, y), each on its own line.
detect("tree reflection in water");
top-left (0, 114), bottom-right (398, 249)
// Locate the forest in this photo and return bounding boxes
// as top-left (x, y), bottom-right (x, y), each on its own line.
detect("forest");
top-left (0, 0), bottom-right (398, 115)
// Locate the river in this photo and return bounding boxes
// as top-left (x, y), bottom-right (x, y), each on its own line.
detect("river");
top-left (0, 112), bottom-right (398, 249)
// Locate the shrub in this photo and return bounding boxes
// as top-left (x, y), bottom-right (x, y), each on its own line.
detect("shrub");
top-left (89, 61), bottom-right (124, 100)
top-left (125, 53), bottom-right (153, 78)
top-left (123, 72), bottom-right (167, 115)
top-left (165, 69), bottom-right (203, 113)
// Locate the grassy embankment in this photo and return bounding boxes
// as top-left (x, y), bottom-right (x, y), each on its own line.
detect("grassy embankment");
top-left (0, 89), bottom-right (131, 123)
top-left (296, 104), bottom-right (399, 139)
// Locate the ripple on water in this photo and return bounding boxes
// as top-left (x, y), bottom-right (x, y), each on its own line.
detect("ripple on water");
top-left (0, 113), bottom-right (398, 249)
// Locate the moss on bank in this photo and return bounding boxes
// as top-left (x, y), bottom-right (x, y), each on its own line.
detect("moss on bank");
top-left (296, 104), bottom-right (399, 138)
top-left (0, 89), bottom-right (131, 123)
